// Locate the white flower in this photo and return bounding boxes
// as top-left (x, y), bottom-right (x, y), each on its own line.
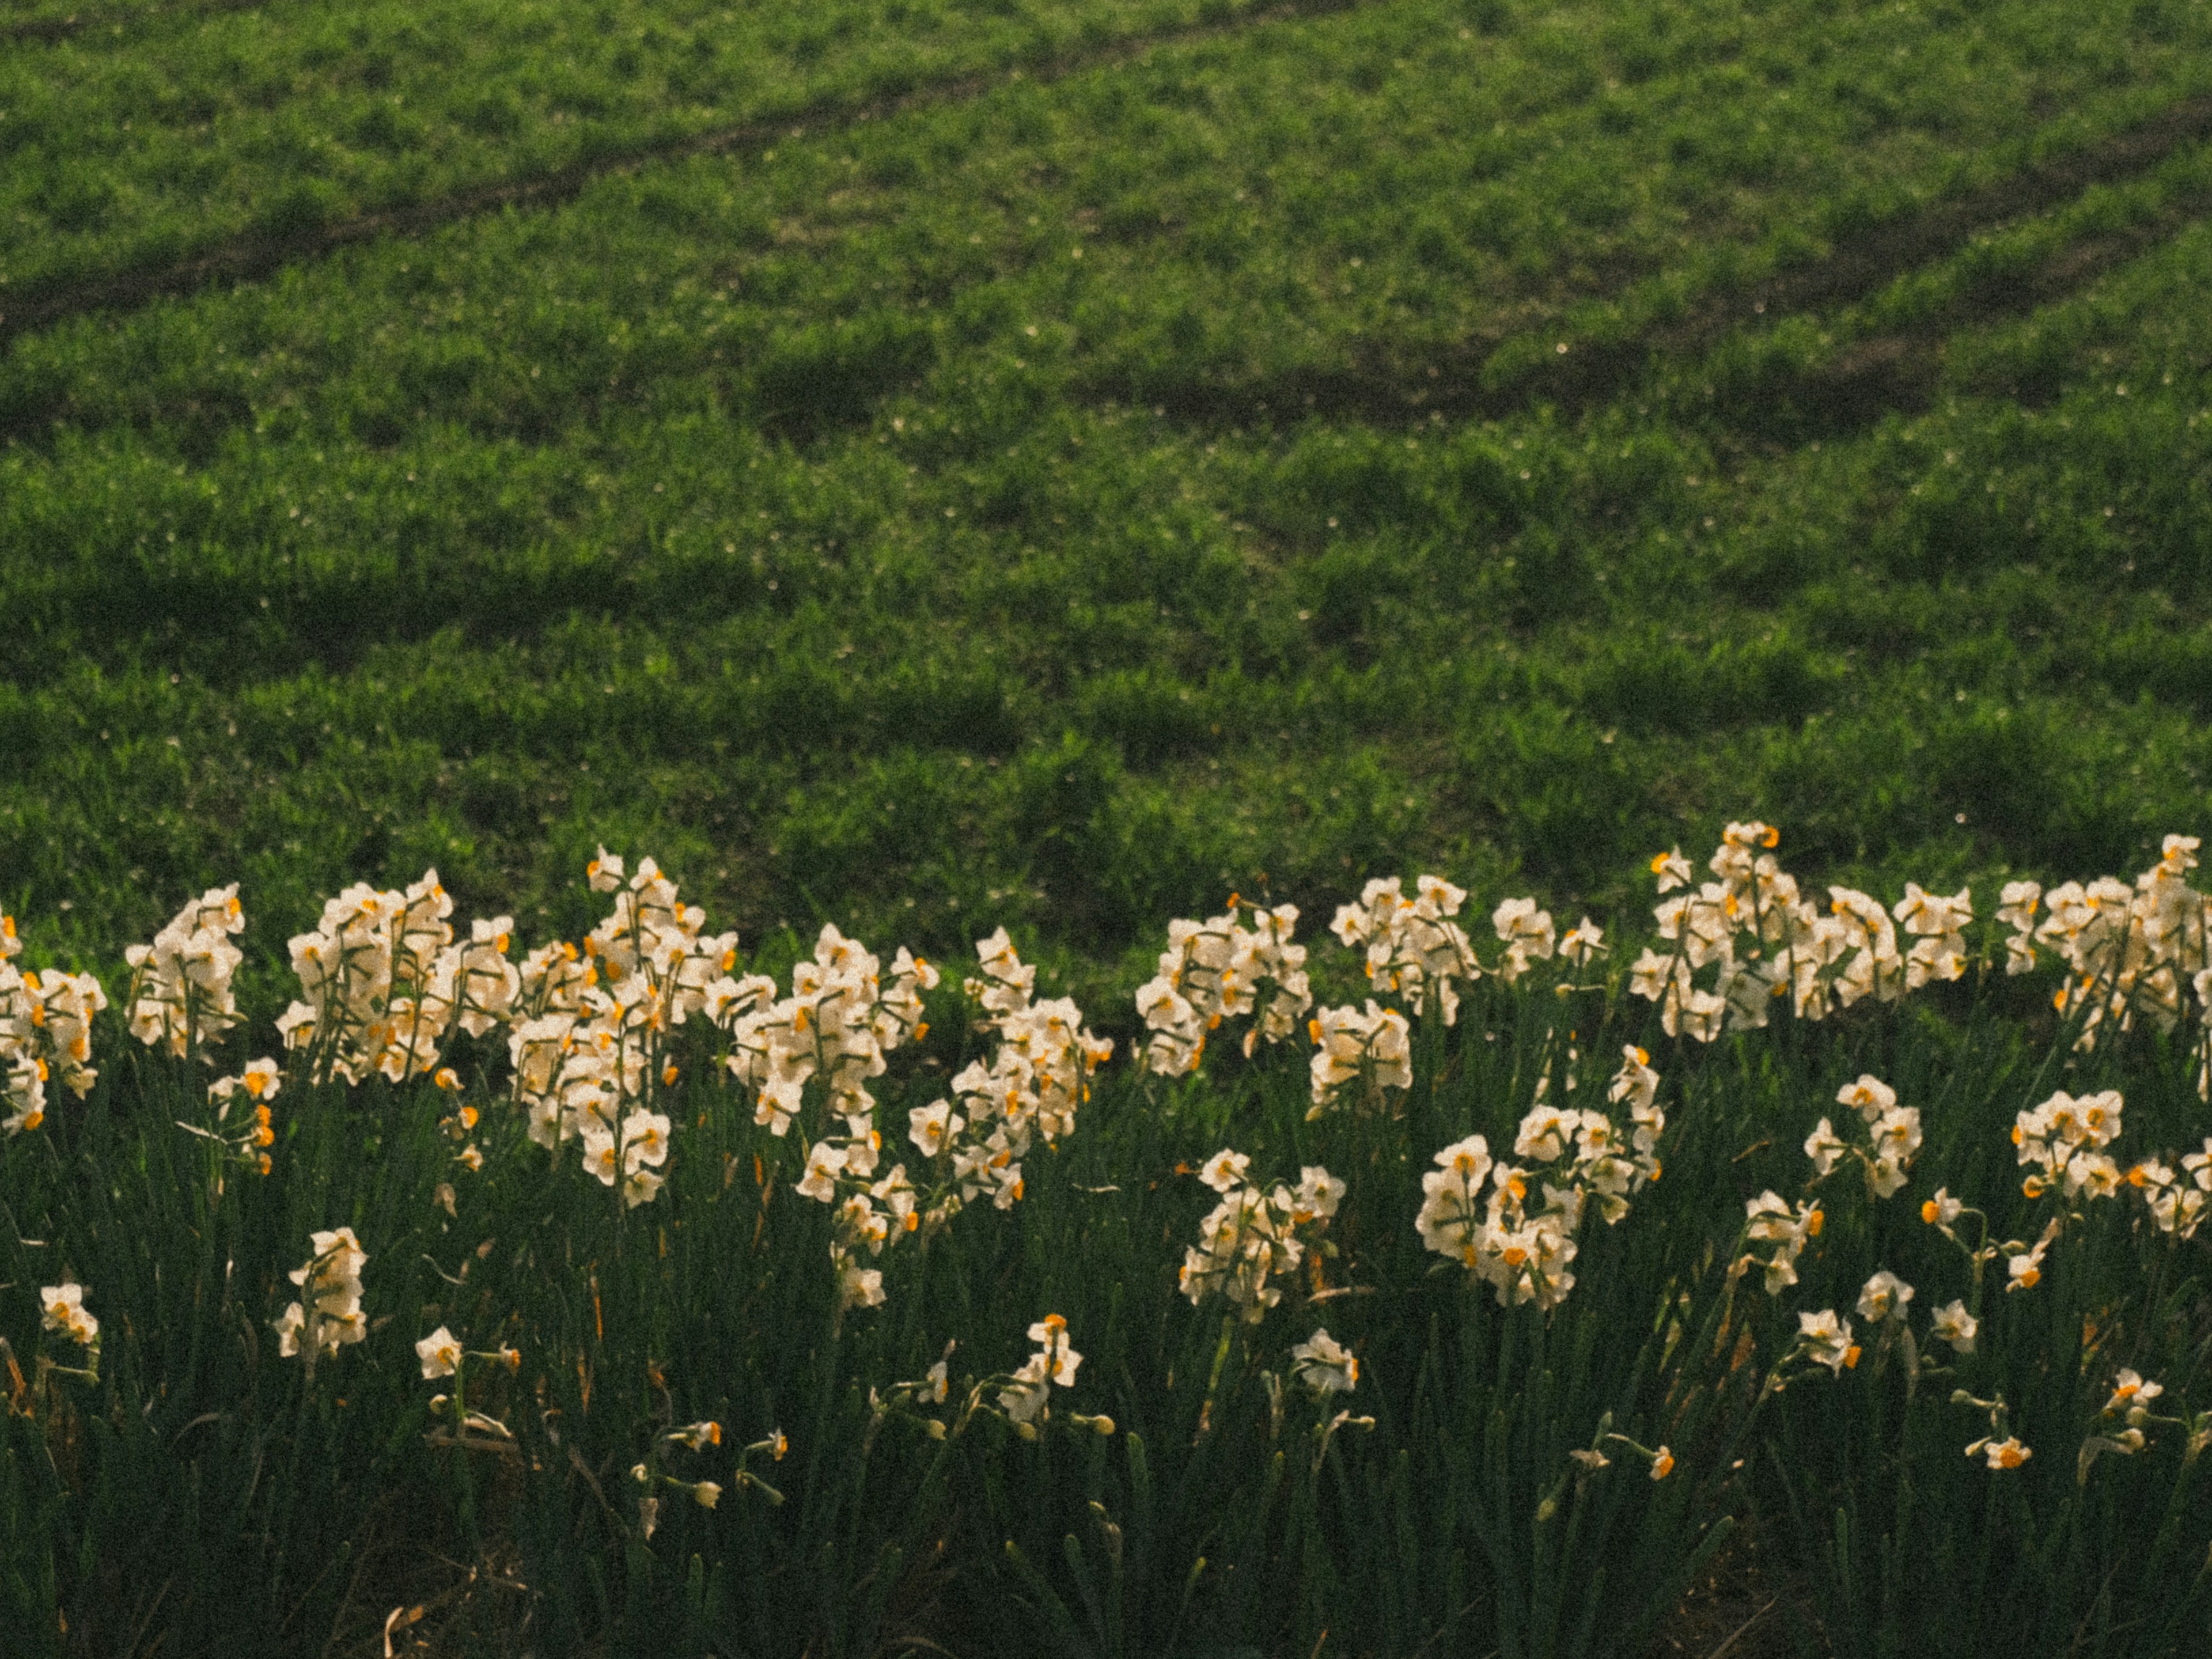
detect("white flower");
top-left (1516, 1105), bottom-right (1575, 1164)
top-left (621, 1110), bottom-right (671, 1173)
top-left (1972, 1436), bottom-right (2031, 1470)
top-left (797, 1142), bottom-right (847, 1203)
top-left (2104, 1369), bottom-right (2162, 1418)
top-left (999, 1354), bottom-right (1050, 1424)
top-left (1836, 1074), bottom-right (1896, 1122)
top-left (39, 1283), bottom-right (96, 1346)
top-left (581, 1123), bottom-right (620, 1187)
top-left (416, 1325), bottom-right (462, 1380)
top-left (838, 1263), bottom-right (884, 1310)
top-left (1797, 1309), bottom-right (1858, 1375)
top-left (1290, 1328), bottom-right (1360, 1396)
top-left (1198, 1148), bottom-right (1251, 1194)
top-left (2006, 1220), bottom-right (2059, 1293)
top-left (1027, 1313), bottom-right (1082, 1385)
top-left (1930, 1300), bottom-right (1977, 1354)
top-left (1289, 1165), bottom-right (1346, 1224)
top-left (1855, 1271), bottom-right (1914, 1324)
top-left (1803, 1117), bottom-right (1848, 1180)
top-left (1559, 917), bottom-right (1605, 966)
top-left (909, 1099), bottom-right (964, 1157)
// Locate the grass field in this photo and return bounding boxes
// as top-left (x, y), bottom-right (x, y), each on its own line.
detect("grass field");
top-left (5, 0), bottom-right (2212, 1650)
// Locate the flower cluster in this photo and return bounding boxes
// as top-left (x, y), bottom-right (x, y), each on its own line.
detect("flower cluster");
top-left (1305, 1001), bottom-right (1411, 1118)
top-left (1135, 897), bottom-right (1312, 1074)
top-left (123, 884), bottom-right (245, 1058)
top-left (40, 1282), bottom-right (99, 1349)
top-left (1414, 1047), bottom-right (1664, 1309)
top-left (942, 927), bottom-right (1112, 1170)
top-left (2, 926), bottom-right (107, 1135)
top-left (1736, 1191), bottom-right (1824, 1297)
top-left (720, 922), bottom-right (930, 1137)
top-left (1999, 837), bottom-right (2212, 1051)
top-left (1631, 825), bottom-right (1975, 1040)
top-left (998, 1313), bottom-right (1084, 1428)
top-left (1179, 1149), bottom-right (1346, 1322)
top-left (275, 1227), bottom-right (368, 1361)
top-left (2014, 1088), bottom-right (2127, 1203)
top-left (282, 869), bottom-right (516, 1087)
top-left (1329, 877), bottom-right (1482, 1021)
top-left (506, 853), bottom-right (737, 1201)
top-left (1802, 1073), bottom-right (1923, 1199)
top-left (762, 926), bottom-right (1108, 1311)
top-left (1414, 1134), bottom-right (1578, 1309)
top-left (202, 1056), bottom-right (282, 1176)
top-left (2008, 1088), bottom-right (2209, 1257)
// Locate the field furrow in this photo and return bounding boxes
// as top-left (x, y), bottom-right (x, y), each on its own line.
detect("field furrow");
top-left (0, 0), bottom-right (1374, 350)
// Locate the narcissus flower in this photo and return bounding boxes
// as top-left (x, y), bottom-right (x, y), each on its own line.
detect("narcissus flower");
top-left (1027, 1313), bottom-right (1082, 1385)
top-left (2104, 1369), bottom-right (2162, 1418)
top-left (1804, 1117), bottom-right (1849, 1180)
top-left (1856, 1271), bottom-right (1914, 1323)
top-left (416, 1325), bottom-right (462, 1380)
top-left (1836, 1075), bottom-right (1897, 1120)
top-left (1290, 1328), bottom-right (1360, 1396)
top-left (1198, 1147), bottom-right (1251, 1194)
top-left (1930, 1300), bottom-right (1978, 1354)
top-left (1797, 1309), bottom-right (1858, 1374)
top-left (1970, 1436), bottom-right (2031, 1470)
top-left (40, 1282), bottom-right (97, 1346)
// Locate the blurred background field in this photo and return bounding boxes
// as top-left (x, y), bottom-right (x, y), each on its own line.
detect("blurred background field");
top-left (5, 0), bottom-right (2212, 1013)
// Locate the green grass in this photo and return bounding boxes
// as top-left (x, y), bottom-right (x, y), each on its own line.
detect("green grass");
top-left (7, 0), bottom-right (2212, 1018)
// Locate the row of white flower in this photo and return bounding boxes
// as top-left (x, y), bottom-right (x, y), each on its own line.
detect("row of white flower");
top-left (18, 823), bottom-right (2212, 1498)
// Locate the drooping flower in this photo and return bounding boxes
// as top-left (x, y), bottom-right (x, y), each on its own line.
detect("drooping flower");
top-left (1290, 1328), bottom-right (1360, 1396)
top-left (2104, 1369), bottom-right (2163, 1419)
top-left (1797, 1309), bottom-right (1858, 1375)
top-left (1930, 1300), bottom-right (1978, 1354)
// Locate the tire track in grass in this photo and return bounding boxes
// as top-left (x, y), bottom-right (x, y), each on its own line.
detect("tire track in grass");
top-left (1, 0), bottom-right (266, 47)
top-left (0, 0), bottom-right (1373, 350)
top-left (1713, 173), bottom-right (2212, 437)
top-left (1122, 93), bottom-right (2212, 433)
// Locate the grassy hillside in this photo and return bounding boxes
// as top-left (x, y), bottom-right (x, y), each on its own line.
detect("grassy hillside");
top-left (5, 0), bottom-right (2212, 1013)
